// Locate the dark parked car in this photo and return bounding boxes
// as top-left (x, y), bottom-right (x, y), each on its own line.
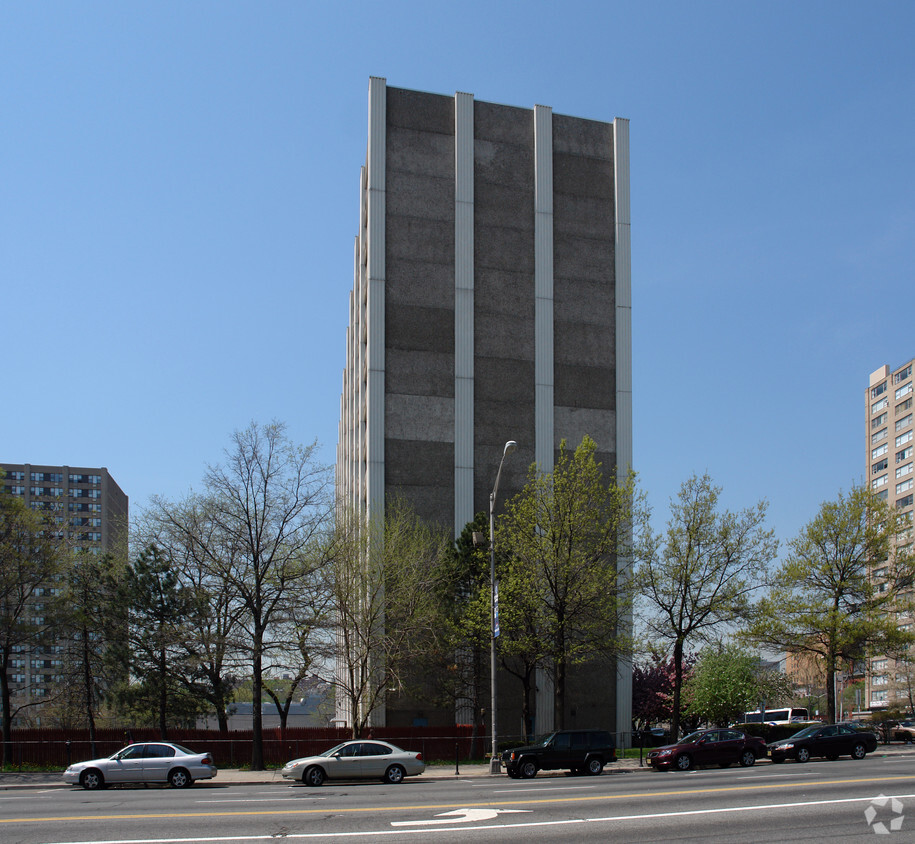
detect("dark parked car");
top-left (647, 728), bottom-right (766, 771)
top-left (768, 723), bottom-right (878, 763)
top-left (501, 729), bottom-right (616, 778)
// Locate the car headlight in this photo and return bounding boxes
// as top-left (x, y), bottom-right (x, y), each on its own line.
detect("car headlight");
top-left (656, 749), bottom-right (672, 757)
top-left (782, 743), bottom-right (794, 750)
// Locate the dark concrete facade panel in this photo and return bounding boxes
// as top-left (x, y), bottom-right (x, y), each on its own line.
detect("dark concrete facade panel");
top-left (554, 363), bottom-right (614, 409)
top-left (386, 349), bottom-right (454, 397)
top-left (387, 215), bottom-right (454, 264)
top-left (552, 113), bottom-right (614, 160)
top-left (387, 303), bottom-right (454, 354)
top-left (385, 257), bottom-right (455, 308)
top-left (387, 87), bottom-right (454, 135)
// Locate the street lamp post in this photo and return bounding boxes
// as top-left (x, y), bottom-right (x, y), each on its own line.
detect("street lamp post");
top-left (489, 440), bottom-right (517, 774)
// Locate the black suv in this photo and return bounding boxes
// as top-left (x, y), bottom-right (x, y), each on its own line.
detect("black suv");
top-left (501, 729), bottom-right (616, 778)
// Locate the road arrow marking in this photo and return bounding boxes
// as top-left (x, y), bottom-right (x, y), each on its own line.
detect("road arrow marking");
top-left (392, 807), bottom-right (531, 826)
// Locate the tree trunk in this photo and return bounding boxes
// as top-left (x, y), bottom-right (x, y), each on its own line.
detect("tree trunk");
top-left (251, 626), bottom-right (264, 770)
top-left (82, 632), bottom-right (97, 757)
top-left (158, 646), bottom-right (168, 739)
top-left (671, 638), bottom-right (684, 738)
top-left (0, 656), bottom-right (12, 767)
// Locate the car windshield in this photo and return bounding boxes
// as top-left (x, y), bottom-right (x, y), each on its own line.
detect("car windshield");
top-left (678, 732), bottom-right (706, 745)
top-left (788, 726), bottom-right (822, 739)
top-left (320, 742), bottom-right (351, 757)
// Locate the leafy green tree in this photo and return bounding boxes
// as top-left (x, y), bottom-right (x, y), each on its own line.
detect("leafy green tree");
top-left (637, 474), bottom-right (777, 737)
top-left (0, 488), bottom-right (63, 762)
top-left (683, 642), bottom-right (792, 727)
top-left (56, 550), bottom-right (128, 755)
top-left (497, 436), bottom-right (636, 731)
top-left (323, 497), bottom-right (453, 738)
top-left (745, 485), bottom-right (915, 723)
top-left (124, 545), bottom-right (200, 737)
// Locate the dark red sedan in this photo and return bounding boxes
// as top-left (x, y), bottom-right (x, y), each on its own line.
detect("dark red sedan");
top-left (647, 728), bottom-right (767, 771)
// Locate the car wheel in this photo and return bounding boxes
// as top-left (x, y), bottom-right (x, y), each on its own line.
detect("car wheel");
top-left (796, 747), bottom-right (810, 763)
top-left (739, 750), bottom-right (756, 768)
top-left (675, 754), bottom-right (693, 771)
top-left (519, 759), bottom-right (537, 779)
top-left (168, 768), bottom-right (192, 788)
top-left (585, 757), bottom-right (604, 776)
top-left (507, 769), bottom-right (521, 779)
top-left (80, 769), bottom-right (104, 790)
top-left (851, 743), bottom-right (867, 760)
top-left (303, 766), bottom-right (325, 787)
top-left (383, 764), bottom-right (406, 784)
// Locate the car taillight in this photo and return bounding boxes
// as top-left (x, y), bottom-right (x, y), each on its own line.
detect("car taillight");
top-left (415, 752), bottom-right (423, 761)
top-left (202, 755), bottom-right (213, 765)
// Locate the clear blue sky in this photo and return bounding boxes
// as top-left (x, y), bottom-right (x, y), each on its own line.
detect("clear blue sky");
top-left (2, 1), bottom-right (913, 551)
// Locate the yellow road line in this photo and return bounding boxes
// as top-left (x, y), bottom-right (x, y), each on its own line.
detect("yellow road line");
top-left (4, 774), bottom-right (915, 825)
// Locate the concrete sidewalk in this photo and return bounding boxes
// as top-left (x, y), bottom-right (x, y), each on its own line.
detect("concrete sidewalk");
top-left (3, 745), bottom-right (912, 790)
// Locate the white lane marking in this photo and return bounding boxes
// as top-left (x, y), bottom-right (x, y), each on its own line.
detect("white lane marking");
top-left (392, 807), bottom-right (530, 827)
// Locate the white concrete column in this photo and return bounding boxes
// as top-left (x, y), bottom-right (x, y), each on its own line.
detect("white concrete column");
top-left (454, 91), bottom-right (475, 536)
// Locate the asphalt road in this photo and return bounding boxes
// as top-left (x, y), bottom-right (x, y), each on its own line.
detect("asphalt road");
top-left (3, 754), bottom-right (915, 843)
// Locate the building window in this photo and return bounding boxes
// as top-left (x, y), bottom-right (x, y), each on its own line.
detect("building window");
top-left (30, 472), bottom-right (44, 482)
top-left (897, 383), bottom-right (913, 401)
top-left (897, 463), bottom-right (913, 479)
top-left (874, 444), bottom-right (890, 459)
top-left (873, 382), bottom-right (888, 399)
top-left (898, 447), bottom-right (913, 463)
top-left (872, 429), bottom-right (888, 445)
top-left (873, 412), bottom-right (888, 430)
top-left (898, 431), bottom-right (914, 448)
top-left (895, 365), bottom-right (913, 384)
top-left (873, 475), bottom-right (888, 489)
top-left (873, 674), bottom-right (889, 686)
top-left (6, 471), bottom-right (25, 481)
top-left (898, 398), bottom-right (914, 415)
top-left (873, 658), bottom-right (889, 670)
top-left (897, 414), bottom-right (913, 432)
top-left (897, 479), bottom-right (914, 494)
top-left (8, 486), bottom-right (25, 495)
top-left (88, 474), bottom-right (101, 485)
top-left (874, 459), bottom-right (889, 474)
top-left (897, 494), bottom-right (914, 509)
top-left (873, 397), bottom-right (890, 414)
top-left (872, 690), bottom-right (889, 702)
top-left (87, 489), bottom-right (102, 499)
top-left (68, 488), bottom-right (85, 498)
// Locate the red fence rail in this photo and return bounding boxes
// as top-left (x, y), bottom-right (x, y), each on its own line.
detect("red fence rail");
top-left (1, 725), bottom-right (480, 770)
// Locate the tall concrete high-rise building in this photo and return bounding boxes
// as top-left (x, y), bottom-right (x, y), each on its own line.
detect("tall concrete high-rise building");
top-left (337, 79), bottom-right (632, 737)
top-left (865, 361), bottom-right (915, 709)
top-left (1, 462), bottom-right (127, 719)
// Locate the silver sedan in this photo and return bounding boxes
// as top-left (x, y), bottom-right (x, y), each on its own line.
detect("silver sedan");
top-left (282, 740), bottom-right (425, 786)
top-left (63, 742), bottom-right (217, 789)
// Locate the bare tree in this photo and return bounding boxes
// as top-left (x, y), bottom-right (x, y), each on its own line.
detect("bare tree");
top-left (637, 474), bottom-right (777, 737)
top-left (144, 421), bottom-right (332, 768)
